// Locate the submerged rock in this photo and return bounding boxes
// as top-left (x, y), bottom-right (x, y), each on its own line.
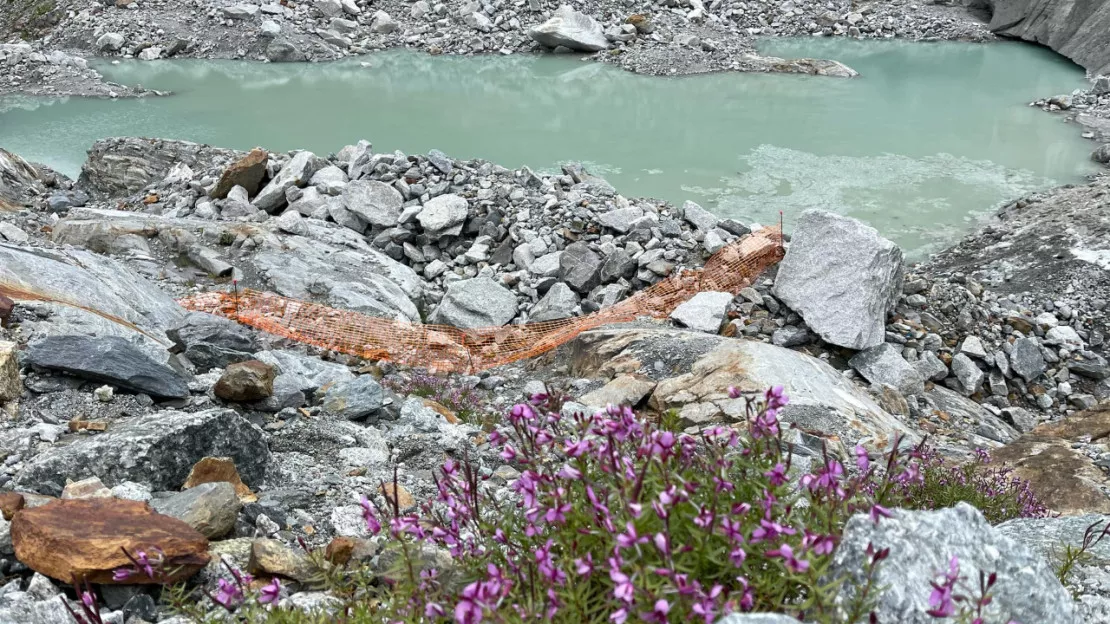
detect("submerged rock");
top-left (773, 210), bottom-right (904, 350)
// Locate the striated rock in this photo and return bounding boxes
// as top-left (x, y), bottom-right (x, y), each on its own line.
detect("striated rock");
top-left (826, 503), bottom-right (1075, 623)
top-left (429, 277), bottom-right (517, 328)
top-left (167, 312), bottom-right (258, 372)
top-left (13, 409), bottom-right (270, 496)
top-left (0, 341), bottom-right (19, 403)
top-left (342, 180), bottom-right (403, 229)
top-left (209, 148), bottom-right (268, 199)
top-left (24, 336), bottom-right (188, 399)
top-left (417, 194), bottom-right (468, 238)
top-left (529, 5), bottom-right (609, 52)
top-left (0, 147), bottom-right (46, 210)
top-left (214, 360), bottom-right (276, 402)
top-left (12, 498), bottom-right (209, 584)
top-left (990, 403), bottom-right (1110, 515)
top-left (983, 0), bottom-right (1110, 76)
top-left (579, 374), bottom-right (656, 408)
top-left (773, 210), bottom-right (904, 350)
top-left (849, 343), bottom-right (925, 397)
top-left (78, 137), bottom-right (239, 198)
top-left (151, 482), bottom-right (241, 539)
top-left (570, 327), bottom-right (915, 450)
top-left (669, 291), bottom-right (733, 334)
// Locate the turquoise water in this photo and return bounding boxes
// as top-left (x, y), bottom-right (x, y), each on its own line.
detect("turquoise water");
top-left (0, 39), bottom-right (1097, 257)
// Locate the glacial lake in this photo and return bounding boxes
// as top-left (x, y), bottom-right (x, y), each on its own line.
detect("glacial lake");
top-left (0, 38), bottom-right (1099, 258)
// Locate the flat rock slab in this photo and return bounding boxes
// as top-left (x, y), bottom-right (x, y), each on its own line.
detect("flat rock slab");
top-left (12, 498), bottom-right (209, 584)
top-left (24, 335), bottom-right (188, 399)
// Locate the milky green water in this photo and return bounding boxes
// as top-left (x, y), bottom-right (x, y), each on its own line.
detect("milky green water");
top-left (0, 39), bottom-right (1098, 257)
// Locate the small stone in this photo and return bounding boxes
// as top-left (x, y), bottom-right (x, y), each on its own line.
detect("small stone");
top-left (951, 353), bottom-right (984, 396)
top-left (849, 343), bottom-right (925, 397)
top-left (151, 482), bottom-right (242, 539)
top-left (0, 342), bottom-right (20, 403)
top-left (214, 361), bottom-right (276, 402)
top-left (669, 292), bottom-right (733, 334)
top-left (247, 538), bottom-right (314, 582)
top-left (1010, 337), bottom-right (1046, 382)
top-left (94, 385), bottom-right (114, 403)
top-left (960, 336), bottom-right (988, 359)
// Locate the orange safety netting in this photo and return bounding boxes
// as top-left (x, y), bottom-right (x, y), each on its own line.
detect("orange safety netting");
top-left (177, 227), bottom-right (785, 374)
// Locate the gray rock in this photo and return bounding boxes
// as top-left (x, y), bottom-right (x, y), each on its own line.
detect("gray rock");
top-left (599, 248), bottom-right (635, 283)
top-left (597, 207), bottom-right (644, 234)
top-left (985, 0), bottom-right (1110, 77)
top-left (321, 375), bottom-right (384, 420)
top-left (771, 325), bottom-right (811, 348)
top-left (167, 312), bottom-right (258, 372)
top-left (960, 335), bottom-right (989, 359)
top-left (254, 350), bottom-right (355, 395)
top-left (24, 335), bottom-right (188, 399)
top-left (559, 242), bottom-right (603, 294)
top-left (1046, 325), bottom-right (1084, 347)
top-left (681, 200), bottom-right (718, 232)
top-left (714, 616), bottom-right (803, 624)
top-left (223, 4), bottom-right (259, 19)
top-left (1010, 337), bottom-right (1046, 382)
top-left (13, 409), bottom-right (269, 495)
top-left (96, 33), bottom-right (125, 52)
top-left (826, 503), bottom-right (1076, 624)
top-left (1069, 352), bottom-right (1110, 379)
top-left (426, 149), bottom-right (452, 175)
top-left (530, 282), bottom-right (579, 322)
top-left (669, 291), bottom-right (733, 334)
top-left (79, 137), bottom-right (238, 198)
top-left (998, 515), bottom-right (1110, 564)
top-left (417, 194), bottom-right (468, 238)
top-left (266, 38), bottom-right (306, 62)
top-left (528, 5), bottom-right (609, 52)
top-left (773, 210), bottom-right (904, 350)
top-left (371, 10), bottom-right (399, 33)
top-left (849, 343), bottom-right (926, 396)
top-left (914, 350), bottom-right (950, 382)
top-left (254, 151), bottom-right (321, 212)
top-left (1093, 144), bottom-right (1110, 165)
top-left (186, 245), bottom-right (234, 277)
top-left (951, 353), bottom-right (985, 396)
top-left (275, 209), bottom-right (308, 235)
top-left (342, 180), bottom-right (403, 228)
top-left (429, 277), bottom-right (517, 328)
top-left (150, 482), bottom-right (242, 538)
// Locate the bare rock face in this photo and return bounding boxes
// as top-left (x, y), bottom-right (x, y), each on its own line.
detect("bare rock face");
top-left (208, 148), bottom-right (268, 199)
top-left (11, 498), bottom-right (209, 584)
top-left (78, 137), bottom-right (240, 198)
top-left (981, 0), bottom-right (1110, 76)
top-left (0, 147), bottom-right (47, 210)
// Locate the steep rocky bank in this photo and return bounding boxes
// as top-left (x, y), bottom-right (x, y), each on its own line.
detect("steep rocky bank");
top-left (979, 0), bottom-right (1110, 76)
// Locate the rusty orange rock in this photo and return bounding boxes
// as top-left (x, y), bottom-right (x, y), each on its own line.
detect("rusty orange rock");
top-left (379, 482), bottom-right (415, 511)
top-left (11, 498), bottom-right (210, 584)
top-left (183, 456), bottom-right (257, 502)
top-left (0, 492), bottom-right (24, 520)
top-left (209, 148), bottom-right (268, 200)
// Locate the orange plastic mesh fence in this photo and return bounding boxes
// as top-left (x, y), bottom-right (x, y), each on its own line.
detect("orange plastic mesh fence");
top-left (176, 228), bottom-right (784, 374)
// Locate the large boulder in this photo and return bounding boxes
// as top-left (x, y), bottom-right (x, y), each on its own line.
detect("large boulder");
top-left (167, 312), bottom-right (259, 372)
top-left (429, 277), bottom-right (517, 328)
top-left (209, 148), bottom-right (268, 199)
top-left (989, 403), bottom-right (1110, 515)
top-left (529, 5), bottom-right (609, 52)
top-left (342, 180), bottom-right (403, 229)
top-left (12, 409), bottom-right (270, 496)
top-left (825, 503), bottom-right (1076, 623)
top-left (982, 0), bottom-right (1110, 76)
top-left (24, 335), bottom-right (188, 399)
top-left (12, 498), bottom-right (209, 584)
top-left (570, 327), bottom-right (915, 451)
top-left (559, 243), bottom-right (603, 294)
top-left (78, 138), bottom-right (239, 198)
top-left (253, 151), bottom-right (322, 213)
top-left (773, 210), bottom-right (904, 350)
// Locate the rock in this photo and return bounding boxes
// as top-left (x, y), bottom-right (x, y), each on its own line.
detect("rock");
top-left (186, 246), bottom-right (234, 277)
top-left (597, 207), bottom-right (644, 234)
top-left (984, 0), bottom-right (1110, 77)
top-left (214, 361), bottom-right (276, 402)
top-left (1046, 325), bottom-right (1084, 347)
top-left (151, 482), bottom-right (241, 538)
top-left (61, 477), bottom-right (112, 500)
top-left (0, 342), bottom-right (20, 403)
top-left (417, 194), bottom-right (468, 238)
top-left (428, 277), bottom-right (517, 328)
top-left (24, 336), bottom-right (188, 399)
top-left (96, 33), bottom-right (125, 52)
top-left (528, 5), bottom-right (609, 52)
top-left (579, 375), bottom-right (656, 408)
top-left (223, 4), bottom-right (259, 19)
top-left (530, 282), bottom-right (579, 322)
top-left (79, 137), bottom-right (237, 198)
top-left (260, 20), bottom-right (281, 36)
top-left (950, 353), bottom-right (984, 396)
top-left (316, 0), bottom-right (342, 15)
top-left (167, 312), bottom-right (258, 372)
top-left (321, 376), bottom-right (384, 420)
top-left (465, 11), bottom-right (493, 31)
top-left (13, 409), bottom-right (270, 496)
top-left (266, 38), bottom-right (306, 62)
top-left (715, 615), bottom-right (803, 624)
top-left (247, 538), bottom-right (314, 582)
top-left (1069, 352), bottom-right (1110, 380)
top-left (11, 498), bottom-right (209, 584)
top-left (825, 503), bottom-right (1074, 623)
top-left (209, 148), bottom-right (267, 200)
top-left (914, 351), bottom-right (949, 382)
top-left (254, 350), bottom-right (354, 395)
top-left (771, 326), bottom-right (811, 348)
top-left (773, 210), bottom-right (904, 350)
top-left (990, 404), bottom-right (1110, 515)
top-left (959, 335), bottom-right (989, 359)
top-left (182, 457), bottom-right (255, 502)
top-left (1093, 144), bottom-right (1110, 165)
top-left (681, 200), bottom-right (718, 232)
top-left (253, 151), bottom-right (321, 213)
top-left (1010, 337), bottom-right (1046, 382)
top-left (275, 210), bottom-right (307, 236)
top-left (342, 181), bottom-right (403, 229)
top-left (849, 343), bottom-right (926, 397)
top-left (559, 243), bottom-right (603, 294)
top-left (370, 10), bottom-right (399, 33)
top-left (571, 327), bottom-right (915, 449)
top-left (669, 291), bottom-right (733, 334)
top-left (998, 515), bottom-right (1110, 567)
top-left (0, 493), bottom-right (25, 520)
top-left (0, 222), bottom-right (28, 244)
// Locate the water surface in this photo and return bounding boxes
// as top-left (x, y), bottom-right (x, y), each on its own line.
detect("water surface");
top-left (0, 39), bottom-right (1097, 257)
